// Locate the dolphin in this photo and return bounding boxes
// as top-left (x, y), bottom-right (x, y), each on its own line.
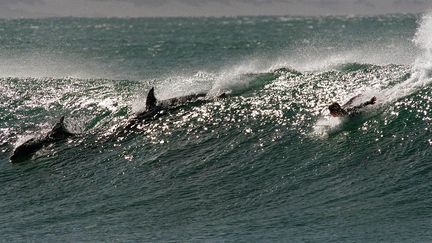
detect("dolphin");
top-left (138, 87), bottom-right (207, 118)
top-left (10, 116), bottom-right (74, 162)
top-left (121, 87), bottom-right (224, 132)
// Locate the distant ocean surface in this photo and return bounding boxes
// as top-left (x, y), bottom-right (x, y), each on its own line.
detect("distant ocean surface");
top-left (1, 14), bottom-right (432, 241)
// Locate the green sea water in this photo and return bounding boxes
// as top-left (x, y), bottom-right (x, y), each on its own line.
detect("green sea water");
top-left (1, 14), bottom-right (432, 241)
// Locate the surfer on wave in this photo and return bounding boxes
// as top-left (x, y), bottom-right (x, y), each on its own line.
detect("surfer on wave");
top-left (329, 95), bottom-right (377, 117)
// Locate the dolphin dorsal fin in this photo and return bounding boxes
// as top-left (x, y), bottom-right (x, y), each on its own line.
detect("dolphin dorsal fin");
top-left (146, 87), bottom-right (157, 111)
top-left (51, 116), bottom-right (65, 133)
top-left (46, 115), bottom-right (74, 140)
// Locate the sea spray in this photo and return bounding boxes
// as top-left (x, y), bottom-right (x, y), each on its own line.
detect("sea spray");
top-left (413, 12), bottom-right (432, 78)
top-left (311, 13), bottom-right (432, 137)
top-left (383, 12), bottom-right (432, 101)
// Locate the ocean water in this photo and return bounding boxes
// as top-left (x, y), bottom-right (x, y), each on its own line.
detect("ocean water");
top-left (1, 14), bottom-right (432, 241)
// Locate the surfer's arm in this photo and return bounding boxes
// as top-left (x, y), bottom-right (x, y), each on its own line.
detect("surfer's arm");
top-left (363, 96), bottom-right (377, 106)
top-left (347, 96), bottom-right (376, 112)
top-left (342, 94), bottom-right (361, 108)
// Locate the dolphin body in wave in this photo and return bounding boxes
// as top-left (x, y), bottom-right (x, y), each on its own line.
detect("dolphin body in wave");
top-left (139, 87), bottom-right (208, 118)
top-left (122, 87), bottom-right (225, 131)
top-left (10, 116), bottom-right (74, 162)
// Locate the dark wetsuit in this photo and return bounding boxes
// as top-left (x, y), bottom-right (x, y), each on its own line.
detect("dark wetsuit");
top-left (329, 95), bottom-right (376, 118)
top-left (345, 100), bottom-right (375, 117)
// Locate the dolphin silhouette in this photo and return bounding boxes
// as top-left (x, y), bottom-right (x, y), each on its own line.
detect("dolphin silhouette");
top-left (137, 87), bottom-right (207, 118)
top-left (122, 87), bottom-right (224, 132)
top-left (10, 116), bottom-right (74, 162)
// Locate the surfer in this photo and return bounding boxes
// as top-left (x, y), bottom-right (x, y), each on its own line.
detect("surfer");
top-left (10, 116), bottom-right (74, 162)
top-left (329, 95), bottom-right (377, 117)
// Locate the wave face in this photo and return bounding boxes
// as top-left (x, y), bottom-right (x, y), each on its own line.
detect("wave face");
top-left (1, 14), bottom-right (432, 242)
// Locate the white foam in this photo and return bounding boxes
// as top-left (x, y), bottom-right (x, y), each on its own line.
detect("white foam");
top-left (131, 92), bottom-right (148, 115)
top-left (381, 12), bottom-right (432, 103)
top-left (203, 57), bottom-right (274, 95)
top-left (312, 115), bottom-right (344, 138)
